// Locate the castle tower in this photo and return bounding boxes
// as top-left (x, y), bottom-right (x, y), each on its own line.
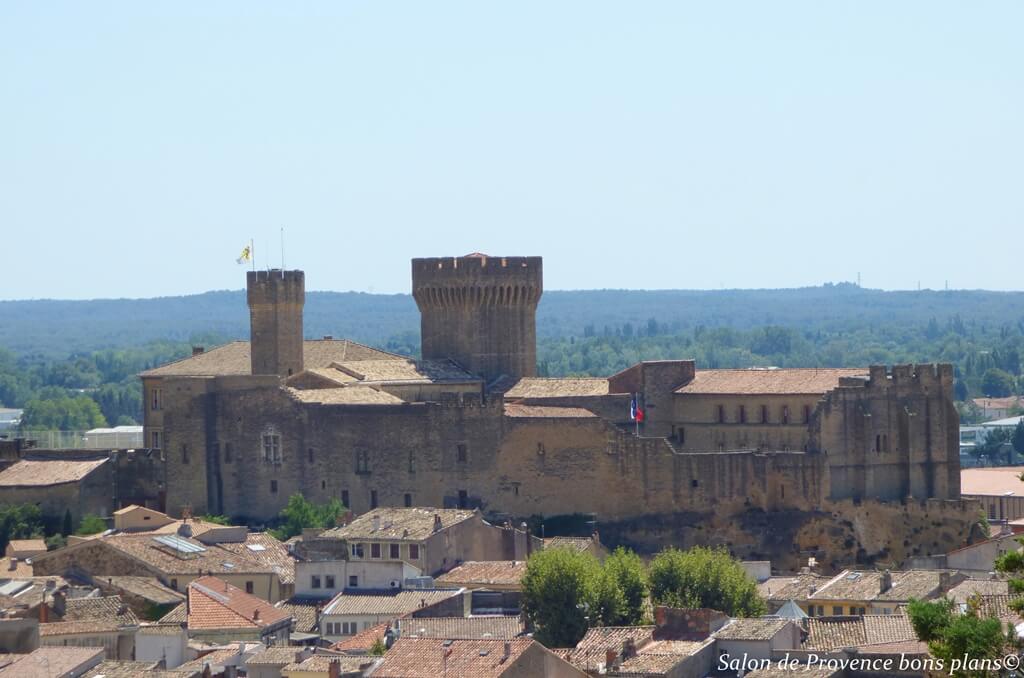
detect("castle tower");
top-left (247, 269), bottom-right (305, 377)
top-left (412, 254), bottom-right (542, 383)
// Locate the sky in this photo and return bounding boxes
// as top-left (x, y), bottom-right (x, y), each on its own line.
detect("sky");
top-left (1, 2), bottom-right (1022, 299)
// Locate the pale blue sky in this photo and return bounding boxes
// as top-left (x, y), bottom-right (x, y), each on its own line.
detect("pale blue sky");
top-left (2, 2), bottom-right (1021, 299)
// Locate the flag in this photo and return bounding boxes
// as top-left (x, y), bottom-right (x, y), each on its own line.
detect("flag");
top-left (236, 244), bottom-right (252, 264)
top-left (630, 395), bottom-right (644, 423)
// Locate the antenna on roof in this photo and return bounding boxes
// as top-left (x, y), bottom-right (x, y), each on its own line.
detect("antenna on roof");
top-left (281, 226), bottom-right (285, 269)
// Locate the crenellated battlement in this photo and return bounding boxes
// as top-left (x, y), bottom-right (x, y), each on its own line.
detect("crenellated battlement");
top-left (247, 269), bottom-right (305, 378)
top-left (413, 255), bottom-right (543, 382)
top-left (246, 269), bottom-right (305, 307)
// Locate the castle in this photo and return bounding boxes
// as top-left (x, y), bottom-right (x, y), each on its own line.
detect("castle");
top-left (141, 255), bottom-right (976, 570)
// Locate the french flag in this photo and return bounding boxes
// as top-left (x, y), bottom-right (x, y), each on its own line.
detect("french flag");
top-left (630, 395), bottom-right (644, 423)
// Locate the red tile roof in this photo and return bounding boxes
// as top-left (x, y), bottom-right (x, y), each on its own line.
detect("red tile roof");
top-left (187, 576), bottom-right (292, 631)
top-left (961, 467), bottom-right (1024, 496)
top-left (374, 638), bottom-right (536, 677)
top-left (675, 368), bottom-right (868, 395)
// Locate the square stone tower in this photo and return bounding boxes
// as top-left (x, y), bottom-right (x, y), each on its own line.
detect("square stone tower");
top-left (412, 254), bottom-right (542, 383)
top-left (247, 269), bottom-right (305, 377)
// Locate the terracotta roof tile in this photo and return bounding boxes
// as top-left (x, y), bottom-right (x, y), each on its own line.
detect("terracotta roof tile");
top-left (948, 579), bottom-right (1009, 603)
top-left (374, 638), bottom-right (536, 677)
top-left (63, 595), bottom-right (139, 626)
top-left (331, 622), bottom-right (390, 652)
top-left (812, 570), bottom-right (945, 602)
top-left (401, 616), bottom-right (525, 640)
top-left (569, 626), bottom-right (654, 670)
top-left (82, 660), bottom-right (198, 678)
top-left (275, 599), bottom-right (320, 634)
top-left (745, 667), bottom-right (839, 678)
top-left (714, 618), bottom-right (789, 640)
top-left (282, 655), bottom-right (376, 674)
top-left (187, 576), bottom-right (292, 631)
top-left (505, 378), bottom-right (610, 398)
top-left (758, 574), bottom-right (830, 601)
top-left (975, 594), bottom-right (1021, 623)
top-left (323, 507), bottom-right (476, 542)
top-left (286, 386), bottom-right (406, 405)
top-left (435, 562), bottom-right (527, 589)
top-left (39, 619), bottom-right (122, 636)
top-left (140, 340), bottom-right (403, 377)
top-left (0, 457), bottom-right (108, 487)
top-left (675, 368), bottom-right (868, 395)
top-left (544, 536), bottom-right (599, 553)
top-left (245, 646), bottom-right (309, 665)
top-left (0, 647), bottom-right (106, 678)
top-left (503, 404), bottom-right (597, 418)
top-left (7, 539), bottom-right (47, 553)
top-left (802, 614), bottom-right (916, 651)
top-left (322, 589), bottom-right (462, 616)
top-left (331, 359), bottom-right (479, 384)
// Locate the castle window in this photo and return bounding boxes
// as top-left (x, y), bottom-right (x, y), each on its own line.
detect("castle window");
top-left (691, 479), bottom-right (698, 488)
top-left (882, 434), bottom-right (888, 452)
top-left (321, 480), bottom-right (326, 490)
top-left (456, 444), bottom-right (468, 463)
top-left (408, 451), bottom-right (415, 473)
top-left (803, 405), bottom-right (812, 423)
top-left (370, 490), bottom-right (378, 509)
top-left (355, 450), bottom-right (370, 474)
top-left (181, 444), bottom-right (189, 464)
top-left (270, 480), bottom-right (278, 493)
top-left (875, 434), bottom-right (881, 453)
top-left (678, 428), bottom-right (685, 445)
top-left (761, 405), bottom-right (769, 423)
top-left (738, 406), bottom-right (747, 424)
top-left (458, 490), bottom-right (468, 508)
top-left (404, 493), bottom-right (412, 507)
top-left (326, 575), bottom-right (335, 589)
top-left (390, 543), bottom-right (400, 558)
top-left (537, 442), bottom-right (545, 455)
top-left (224, 442), bottom-right (233, 463)
top-left (245, 581), bottom-right (254, 594)
top-left (308, 447), bottom-right (314, 463)
top-left (781, 406), bottom-right (790, 425)
top-left (717, 405), bottom-right (726, 423)
top-left (781, 485), bottom-right (785, 499)
top-left (311, 575), bottom-right (321, 589)
top-left (262, 429), bottom-right (282, 463)
top-left (151, 431), bottom-right (161, 449)
top-left (342, 490), bottom-right (349, 508)
top-left (150, 388), bottom-right (162, 411)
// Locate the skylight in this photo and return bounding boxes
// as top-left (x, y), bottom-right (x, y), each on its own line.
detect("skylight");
top-left (153, 535), bottom-right (206, 555)
top-left (246, 544), bottom-right (267, 552)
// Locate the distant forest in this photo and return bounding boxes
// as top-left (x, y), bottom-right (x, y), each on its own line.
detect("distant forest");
top-left (1, 284), bottom-right (1022, 429)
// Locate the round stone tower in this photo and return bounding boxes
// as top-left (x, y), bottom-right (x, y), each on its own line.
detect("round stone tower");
top-left (412, 254), bottom-right (543, 383)
top-left (247, 269), bottom-right (305, 377)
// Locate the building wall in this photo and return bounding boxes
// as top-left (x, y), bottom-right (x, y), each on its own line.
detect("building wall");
top-left (136, 629), bottom-right (188, 669)
top-left (672, 394), bottom-right (820, 453)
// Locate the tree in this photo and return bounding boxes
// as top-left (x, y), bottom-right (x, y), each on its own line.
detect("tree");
top-left (45, 534), bottom-right (66, 551)
top-left (76, 514), bottom-right (107, 536)
top-left (981, 368), bottom-right (1015, 398)
top-left (1013, 420), bottom-right (1024, 458)
top-left (61, 509), bottom-right (73, 537)
top-left (648, 547), bottom-right (766, 617)
top-left (973, 428), bottom-right (1013, 463)
top-left (369, 637), bottom-right (387, 656)
top-left (0, 504), bottom-right (45, 553)
top-left (907, 598), bottom-right (1012, 678)
top-left (603, 547), bottom-right (648, 625)
top-left (201, 514), bottom-right (232, 525)
top-left (521, 548), bottom-right (602, 647)
top-left (269, 494), bottom-right (346, 541)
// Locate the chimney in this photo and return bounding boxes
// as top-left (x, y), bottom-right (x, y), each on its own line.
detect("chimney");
top-left (605, 648), bottom-right (618, 669)
top-left (433, 514), bottom-right (443, 532)
top-left (192, 346), bottom-right (205, 356)
top-left (372, 515), bottom-right (381, 532)
top-left (879, 570), bottom-right (892, 594)
top-left (939, 571), bottom-right (951, 592)
top-left (502, 642), bottom-right (511, 663)
top-left (39, 602), bottom-right (48, 623)
top-left (8, 557), bottom-right (16, 571)
top-left (622, 637), bottom-right (637, 660)
top-left (328, 659), bottom-right (341, 678)
top-left (253, 608), bottom-right (260, 622)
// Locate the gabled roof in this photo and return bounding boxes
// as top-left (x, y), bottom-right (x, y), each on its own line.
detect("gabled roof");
top-left (140, 339), bottom-right (403, 377)
top-left (274, 598), bottom-right (320, 634)
top-left (0, 647), bottom-right (105, 678)
top-left (374, 638), bottom-right (538, 677)
top-left (286, 386), bottom-right (406, 405)
top-left (435, 561), bottom-right (527, 589)
top-left (62, 595), bottom-right (139, 626)
top-left (322, 589), bottom-right (462, 617)
top-left (6, 539), bottom-right (46, 553)
top-left (802, 614), bottom-right (917, 651)
top-left (675, 368), bottom-right (868, 395)
top-left (187, 576), bottom-right (292, 631)
top-left (714, 618), bottom-right (789, 640)
top-left (758, 573), bottom-right (830, 601)
top-left (505, 378), bottom-right (610, 398)
top-left (811, 569), bottom-right (945, 602)
top-left (0, 457), bottom-right (108, 487)
top-left (331, 621), bottom-right (390, 653)
top-left (400, 616), bottom-right (525, 640)
top-left (323, 508), bottom-right (476, 542)
top-left (947, 578), bottom-right (1009, 603)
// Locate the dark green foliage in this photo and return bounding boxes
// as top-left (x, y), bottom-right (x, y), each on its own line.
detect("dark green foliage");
top-left (200, 514), bottom-right (232, 525)
top-left (1013, 420), bottom-right (1024, 456)
top-left (45, 534), bottom-right (66, 551)
top-left (0, 504), bottom-right (45, 553)
top-left (603, 547), bottom-right (649, 625)
top-left (907, 598), bottom-right (954, 642)
top-left (369, 637), bottom-right (387, 656)
top-left (521, 548), bottom-right (601, 647)
top-left (268, 494), bottom-right (346, 541)
top-left (76, 514), bottom-right (108, 536)
top-left (20, 395), bottom-right (106, 430)
top-left (648, 547), bottom-right (766, 617)
top-left (981, 368), bottom-right (1016, 398)
top-left (61, 509), bottom-right (73, 537)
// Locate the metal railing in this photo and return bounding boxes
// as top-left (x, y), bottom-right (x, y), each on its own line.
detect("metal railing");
top-left (6, 430), bottom-right (144, 450)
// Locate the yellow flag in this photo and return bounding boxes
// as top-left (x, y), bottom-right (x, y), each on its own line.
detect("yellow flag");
top-left (236, 245), bottom-right (251, 264)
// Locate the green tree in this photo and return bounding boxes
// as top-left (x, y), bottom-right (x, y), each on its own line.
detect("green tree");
top-left (0, 504), bottom-right (45, 553)
top-left (1013, 420), bottom-right (1024, 458)
top-left (61, 509), bottom-right (73, 537)
top-left (369, 637), bottom-right (387, 656)
top-left (45, 534), bottom-right (66, 551)
top-left (76, 514), bottom-right (108, 535)
top-left (269, 494), bottom-right (346, 541)
top-left (648, 547), bottom-right (766, 617)
top-left (521, 548), bottom-right (602, 647)
top-left (906, 598), bottom-right (954, 642)
top-left (200, 514), bottom-right (232, 525)
top-left (908, 598), bottom-right (1012, 678)
top-left (981, 368), bottom-right (1015, 398)
top-left (20, 395), bottom-right (106, 430)
top-left (603, 547), bottom-right (648, 625)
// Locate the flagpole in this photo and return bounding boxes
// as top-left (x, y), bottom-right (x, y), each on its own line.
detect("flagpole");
top-left (280, 227), bottom-right (285, 269)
